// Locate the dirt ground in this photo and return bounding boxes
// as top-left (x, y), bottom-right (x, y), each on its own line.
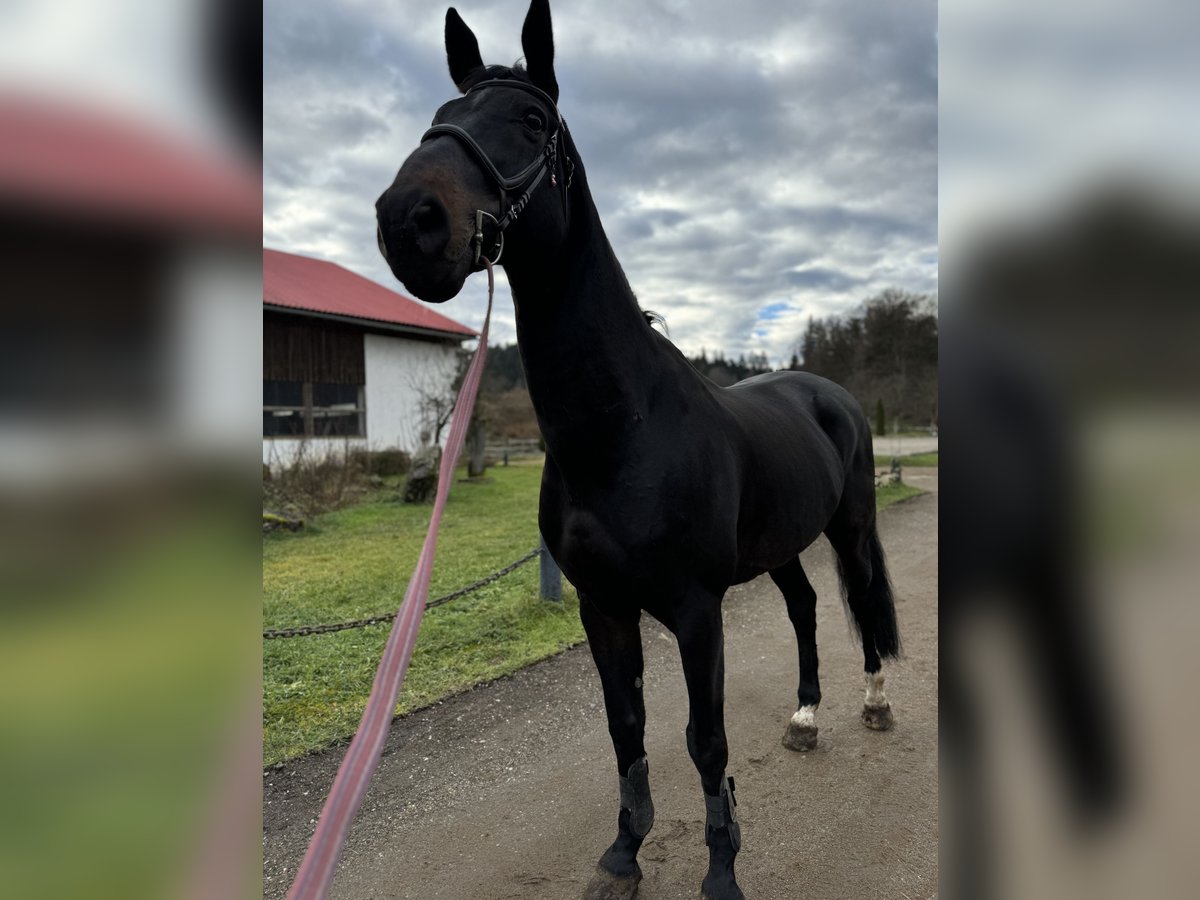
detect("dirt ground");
top-left (263, 474), bottom-right (938, 900)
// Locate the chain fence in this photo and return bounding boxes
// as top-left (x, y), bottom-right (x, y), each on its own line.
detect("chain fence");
top-left (263, 546), bottom-right (543, 640)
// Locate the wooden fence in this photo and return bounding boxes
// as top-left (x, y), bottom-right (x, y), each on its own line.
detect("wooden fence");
top-left (485, 437), bottom-right (543, 462)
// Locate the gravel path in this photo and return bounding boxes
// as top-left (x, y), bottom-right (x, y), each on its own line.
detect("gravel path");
top-left (263, 478), bottom-right (938, 900)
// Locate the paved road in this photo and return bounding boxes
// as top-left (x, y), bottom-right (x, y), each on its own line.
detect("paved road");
top-left (872, 435), bottom-right (938, 459)
top-left (264, 479), bottom-right (938, 900)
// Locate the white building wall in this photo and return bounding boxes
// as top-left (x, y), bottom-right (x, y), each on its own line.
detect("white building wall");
top-left (362, 333), bottom-right (461, 452)
top-left (262, 331), bottom-right (463, 467)
top-left (172, 243), bottom-right (262, 459)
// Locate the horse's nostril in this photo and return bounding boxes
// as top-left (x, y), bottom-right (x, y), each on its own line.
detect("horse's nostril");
top-left (377, 224), bottom-right (388, 260)
top-left (407, 195), bottom-right (450, 256)
top-left (412, 202), bottom-right (442, 231)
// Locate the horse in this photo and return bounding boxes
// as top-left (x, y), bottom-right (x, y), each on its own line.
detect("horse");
top-left (375, 3), bottom-right (901, 897)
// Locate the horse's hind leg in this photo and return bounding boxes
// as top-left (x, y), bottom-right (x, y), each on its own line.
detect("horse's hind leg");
top-left (826, 505), bottom-right (902, 731)
top-left (770, 558), bottom-right (822, 751)
top-left (579, 594), bottom-right (653, 900)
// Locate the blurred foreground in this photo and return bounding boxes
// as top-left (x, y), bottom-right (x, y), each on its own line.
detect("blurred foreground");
top-left (0, 0), bottom-right (261, 897)
top-left (942, 1), bottom-right (1200, 897)
top-left (3, 0), bottom-right (1200, 898)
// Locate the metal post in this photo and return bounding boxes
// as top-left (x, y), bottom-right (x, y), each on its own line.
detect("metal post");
top-left (539, 533), bottom-right (562, 602)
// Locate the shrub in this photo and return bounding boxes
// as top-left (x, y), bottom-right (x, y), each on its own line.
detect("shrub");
top-left (347, 447), bottom-right (411, 477)
top-left (263, 441), bottom-right (369, 520)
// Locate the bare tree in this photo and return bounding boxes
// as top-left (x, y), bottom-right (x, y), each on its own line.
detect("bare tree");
top-left (465, 414), bottom-right (488, 477)
top-left (402, 347), bottom-right (492, 482)
top-left (403, 350), bottom-right (465, 448)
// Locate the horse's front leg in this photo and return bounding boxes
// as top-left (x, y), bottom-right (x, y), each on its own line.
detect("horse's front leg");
top-left (678, 599), bottom-right (744, 900)
top-left (580, 594), bottom-right (653, 900)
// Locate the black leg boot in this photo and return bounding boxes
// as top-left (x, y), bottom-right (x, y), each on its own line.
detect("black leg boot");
top-left (701, 776), bottom-right (744, 900)
top-left (585, 757), bottom-right (654, 900)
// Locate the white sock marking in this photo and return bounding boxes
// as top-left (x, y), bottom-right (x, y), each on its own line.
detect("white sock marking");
top-left (790, 705), bottom-right (818, 729)
top-left (864, 671), bottom-right (888, 708)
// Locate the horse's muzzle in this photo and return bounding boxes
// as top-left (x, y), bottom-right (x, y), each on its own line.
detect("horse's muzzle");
top-left (377, 189), bottom-right (451, 262)
top-left (376, 223), bottom-right (388, 261)
top-left (375, 188), bottom-right (465, 302)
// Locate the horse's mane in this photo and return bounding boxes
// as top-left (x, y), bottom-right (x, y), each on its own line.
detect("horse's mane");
top-left (642, 310), bottom-right (670, 338)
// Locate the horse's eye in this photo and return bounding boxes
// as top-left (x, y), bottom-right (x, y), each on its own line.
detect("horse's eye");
top-left (522, 111), bottom-right (545, 132)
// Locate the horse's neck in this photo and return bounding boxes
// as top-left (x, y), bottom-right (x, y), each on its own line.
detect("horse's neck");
top-left (507, 199), bottom-right (662, 466)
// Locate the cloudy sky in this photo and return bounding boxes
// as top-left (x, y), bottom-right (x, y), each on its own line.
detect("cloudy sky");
top-left (264, 0), bottom-right (936, 362)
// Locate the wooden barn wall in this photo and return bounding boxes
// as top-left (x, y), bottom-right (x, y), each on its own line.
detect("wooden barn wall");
top-left (263, 313), bottom-right (365, 385)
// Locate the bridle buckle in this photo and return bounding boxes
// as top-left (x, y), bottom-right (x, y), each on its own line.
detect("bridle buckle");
top-left (473, 209), bottom-right (504, 266)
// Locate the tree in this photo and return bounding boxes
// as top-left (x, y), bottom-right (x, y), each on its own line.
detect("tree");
top-left (465, 415), bottom-right (487, 477)
top-left (404, 350), bottom-right (463, 447)
top-left (401, 348), bottom-right (486, 495)
top-left (795, 288), bottom-right (938, 430)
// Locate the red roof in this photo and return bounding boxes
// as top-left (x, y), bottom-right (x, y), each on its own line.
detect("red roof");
top-left (0, 93), bottom-right (259, 235)
top-left (263, 248), bottom-right (476, 338)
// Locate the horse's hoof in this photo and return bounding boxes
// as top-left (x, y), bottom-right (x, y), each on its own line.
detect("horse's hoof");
top-left (862, 703), bottom-right (894, 731)
top-left (782, 721), bottom-right (818, 751)
top-left (583, 863), bottom-right (642, 900)
top-left (701, 873), bottom-right (745, 900)
top-left (783, 706), bottom-right (818, 751)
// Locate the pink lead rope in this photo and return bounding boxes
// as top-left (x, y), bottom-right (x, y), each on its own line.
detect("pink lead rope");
top-left (286, 263), bottom-right (496, 900)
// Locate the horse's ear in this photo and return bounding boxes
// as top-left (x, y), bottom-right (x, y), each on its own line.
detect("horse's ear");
top-left (445, 8), bottom-right (484, 92)
top-left (520, 0), bottom-right (559, 102)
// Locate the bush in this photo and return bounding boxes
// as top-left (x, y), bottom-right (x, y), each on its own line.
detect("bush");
top-left (263, 441), bottom-right (370, 520)
top-left (347, 447), bottom-right (411, 477)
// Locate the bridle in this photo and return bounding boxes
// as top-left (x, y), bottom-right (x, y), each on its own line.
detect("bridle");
top-left (419, 78), bottom-right (574, 266)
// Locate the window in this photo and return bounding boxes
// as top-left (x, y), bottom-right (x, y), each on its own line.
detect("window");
top-left (263, 380), bottom-right (365, 437)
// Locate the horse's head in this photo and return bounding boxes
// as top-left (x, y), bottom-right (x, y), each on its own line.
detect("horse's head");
top-left (375, 0), bottom-right (572, 302)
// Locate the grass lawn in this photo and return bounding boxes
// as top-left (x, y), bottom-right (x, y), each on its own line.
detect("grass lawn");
top-left (875, 450), bottom-right (939, 468)
top-left (263, 460), bottom-right (582, 766)
top-left (875, 480), bottom-right (925, 508)
top-left (263, 460), bottom-right (924, 765)
top-left (3, 509), bottom-right (256, 899)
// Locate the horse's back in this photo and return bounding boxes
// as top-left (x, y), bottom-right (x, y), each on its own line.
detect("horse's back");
top-left (716, 370), bottom-right (873, 575)
top-left (722, 370), bottom-right (872, 470)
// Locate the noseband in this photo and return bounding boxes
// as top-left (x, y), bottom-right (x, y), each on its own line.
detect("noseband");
top-left (420, 79), bottom-right (573, 266)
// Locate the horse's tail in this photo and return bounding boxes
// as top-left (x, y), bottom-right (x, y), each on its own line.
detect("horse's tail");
top-left (836, 524), bottom-right (903, 661)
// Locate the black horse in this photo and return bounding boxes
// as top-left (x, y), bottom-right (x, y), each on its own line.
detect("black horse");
top-left (375, 3), bottom-right (901, 897)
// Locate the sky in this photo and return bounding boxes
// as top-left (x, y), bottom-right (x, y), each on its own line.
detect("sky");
top-left (939, 0), bottom-right (1200, 262)
top-left (264, 0), bottom-right (937, 362)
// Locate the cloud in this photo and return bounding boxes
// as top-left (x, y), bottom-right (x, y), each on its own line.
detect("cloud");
top-left (784, 267), bottom-right (865, 292)
top-left (264, 0), bottom-right (936, 364)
